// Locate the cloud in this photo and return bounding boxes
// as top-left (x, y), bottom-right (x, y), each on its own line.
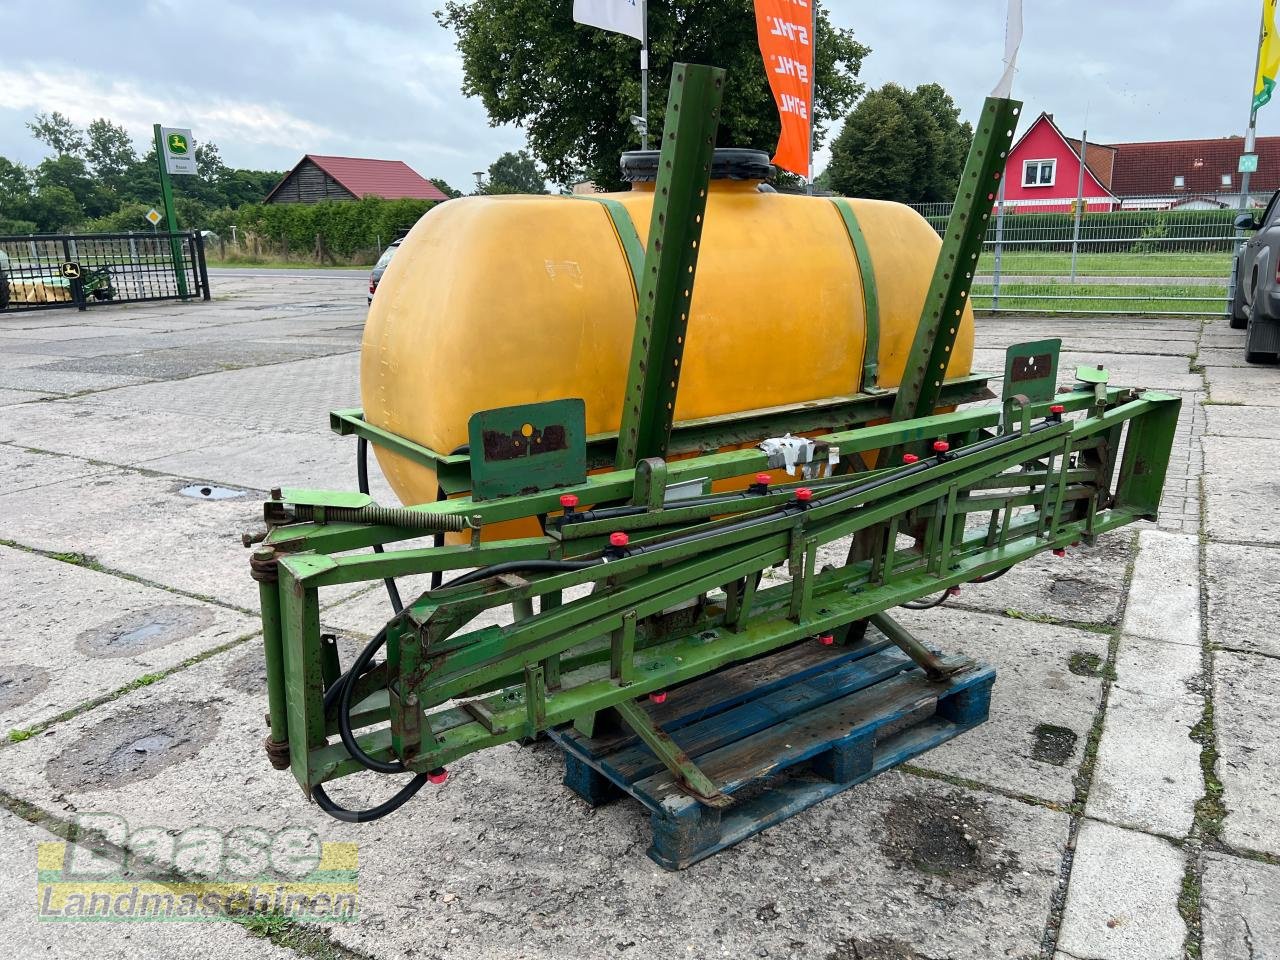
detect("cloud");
top-left (0, 66), bottom-right (334, 149)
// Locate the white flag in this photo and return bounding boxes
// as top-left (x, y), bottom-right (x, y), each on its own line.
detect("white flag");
top-left (992, 0), bottom-right (1023, 98)
top-left (573, 0), bottom-right (644, 41)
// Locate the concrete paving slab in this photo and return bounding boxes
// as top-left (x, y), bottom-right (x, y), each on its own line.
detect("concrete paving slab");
top-left (0, 544), bottom-right (255, 730)
top-left (974, 349), bottom-right (1202, 392)
top-left (1056, 819), bottom-right (1187, 960)
top-left (0, 442), bottom-right (112, 494)
top-left (1214, 650), bottom-right (1280, 856)
top-left (949, 530), bottom-right (1134, 627)
top-left (0, 324), bottom-right (156, 342)
top-left (0, 810), bottom-right (298, 960)
top-left (1201, 852), bottom-right (1280, 960)
top-left (0, 388), bottom-right (56, 406)
top-left (1205, 365), bottom-right (1280, 406)
top-left (1206, 542), bottom-right (1280, 658)
top-left (0, 368), bottom-right (154, 395)
top-left (0, 464), bottom-right (268, 610)
top-left (1201, 437), bottom-right (1280, 544)
top-left (1206, 403), bottom-right (1280, 439)
top-left (1112, 634), bottom-right (1204, 704)
top-left (34, 340), bottom-right (355, 381)
top-left (0, 642), bottom-right (1072, 960)
top-left (1196, 348), bottom-right (1253, 368)
top-left (1122, 529), bottom-right (1201, 646)
top-left (895, 607), bottom-right (1108, 803)
top-left (0, 401), bottom-right (248, 468)
top-left (1085, 686), bottom-right (1202, 838)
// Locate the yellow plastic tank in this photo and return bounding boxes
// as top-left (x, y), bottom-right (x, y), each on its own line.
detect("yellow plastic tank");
top-left (361, 152), bottom-right (974, 508)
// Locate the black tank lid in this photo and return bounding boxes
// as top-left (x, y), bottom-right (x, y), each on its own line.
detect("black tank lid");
top-left (619, 147), bottom-right (774, 183)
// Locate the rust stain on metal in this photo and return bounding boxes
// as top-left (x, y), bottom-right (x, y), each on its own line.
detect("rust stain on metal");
top-left (481, 423), bottom-right (569, 462)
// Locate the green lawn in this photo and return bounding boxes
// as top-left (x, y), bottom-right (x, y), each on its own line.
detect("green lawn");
top-left (985, 250), bottom-right (1232, 278)
top-left (971, 280), bottom-right (1229, 316)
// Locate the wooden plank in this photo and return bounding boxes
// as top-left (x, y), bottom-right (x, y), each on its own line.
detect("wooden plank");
top-left (599, 647), bottom-right (916, 785)
top-left (633, 666), bottom-right (994, 805)
top-left (563, 636), bottom-right (892, 758)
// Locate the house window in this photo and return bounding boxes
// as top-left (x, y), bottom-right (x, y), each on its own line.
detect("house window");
top-left (1222, 174), bottom-right (1233, 187)
top-left (1173, 175), bottom-right (1186, 188)
top-left (1023, 159), bottom-right (1056, 187)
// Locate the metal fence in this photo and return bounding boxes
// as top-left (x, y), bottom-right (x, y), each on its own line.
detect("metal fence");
top-left (0, 231), bottom-right (210, 313)
top-left (909, 196), bottom-right (1238, 316)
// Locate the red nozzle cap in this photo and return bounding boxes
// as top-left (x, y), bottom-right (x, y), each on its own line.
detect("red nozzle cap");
top-left (946, 585), bottom-right (961, 597)
top-left (818, 633), bottom-right (835, 646)
top-left (1050, 404), bottom-right (1066, 415)
top-left (795, 488), bottom-right (813, 502)
top-left (609, 532), bottom-right (630, 548)
top-left (649, 691), bottom-right (667, 704)
top-left (427, 767), bottom-right (448, 785)
top-left (1053, 547), bottom-right (1066, 558)
top-left (755, 473), bottom-right (771, 485)
top-left (559, 493), bottom-right (579, 509)
top-left (932, 440), bottom-right (950, 453)
top-left (902, 453), bottom-right (919, 464)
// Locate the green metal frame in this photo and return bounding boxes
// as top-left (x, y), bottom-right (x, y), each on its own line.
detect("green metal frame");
top-left (254, 77), bottom-right (1181, 815)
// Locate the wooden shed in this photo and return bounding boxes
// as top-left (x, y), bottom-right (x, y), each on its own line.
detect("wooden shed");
top-left (264, 155), bottom-right (450, 204)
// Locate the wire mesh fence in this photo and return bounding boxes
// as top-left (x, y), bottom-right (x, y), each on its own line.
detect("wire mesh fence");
top-left (0, 232), bottom-right (210, 314)
top-left (910, 196), bottom-right (1240, 316)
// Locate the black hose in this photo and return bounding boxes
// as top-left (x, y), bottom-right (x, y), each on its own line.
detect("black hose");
top-left (900, 590), bottom-right (952, 611)
top-left (440, 559), bottom-right (601, 590)
top-left (312, 776), bottom-right (428, 823)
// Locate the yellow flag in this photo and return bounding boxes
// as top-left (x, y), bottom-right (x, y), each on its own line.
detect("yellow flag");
top-left (1256, 0), bottom-right (1280, 110)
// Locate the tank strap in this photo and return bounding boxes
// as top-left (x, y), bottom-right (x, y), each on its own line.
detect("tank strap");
top-left (828, 198), bottom-right (881, 392)
top-left (566, 195), bottom-right (645, 299)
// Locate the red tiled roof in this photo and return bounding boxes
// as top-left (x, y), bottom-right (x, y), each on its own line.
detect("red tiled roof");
top-left (1064, 136), bottom-right (1118, 191)
top-left (287, 155), bottom-right (449, 201)
top-left (1107, 136), bottom-right (1280, 196)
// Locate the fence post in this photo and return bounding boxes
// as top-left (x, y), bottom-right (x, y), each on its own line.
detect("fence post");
top-left (992, 178), bottom-right (1006, 312)
top-left (1070, 129), bottom-right (1088, 282)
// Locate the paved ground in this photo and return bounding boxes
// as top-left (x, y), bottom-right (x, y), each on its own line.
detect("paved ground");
top-left (0, 278), bottom-right (1276, 960)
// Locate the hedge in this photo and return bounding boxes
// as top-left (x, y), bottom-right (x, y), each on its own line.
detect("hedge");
top-left (234, 196), bottom-right (438, 257)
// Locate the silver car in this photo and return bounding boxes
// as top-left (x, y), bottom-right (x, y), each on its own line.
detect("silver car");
top-left (1232, 190), bottom-right (1280, 363)
top-left (368, 240), bottom-right (401, 304)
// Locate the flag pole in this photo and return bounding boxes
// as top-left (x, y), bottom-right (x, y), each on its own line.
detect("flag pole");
top-left (641, 0), bottom-right (650, 150)
top-left (1240, 6), bottom-right (1268, 211)
top-left (805, 0), bottom-right (818, 193)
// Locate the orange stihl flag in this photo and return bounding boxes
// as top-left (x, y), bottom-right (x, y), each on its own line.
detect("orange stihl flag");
top-left (753, 0), bottom-right (813, 179)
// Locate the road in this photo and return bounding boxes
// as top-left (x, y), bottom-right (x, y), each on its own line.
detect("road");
top-left (207, 266), bottom-right (365, 281)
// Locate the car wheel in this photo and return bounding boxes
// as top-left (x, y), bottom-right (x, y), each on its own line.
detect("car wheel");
top-left (1231, 284), bottom-right (1249, 329)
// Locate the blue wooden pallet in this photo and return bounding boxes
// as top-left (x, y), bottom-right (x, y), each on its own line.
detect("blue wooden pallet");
top-left (549, 639), bottom-right (996, 870)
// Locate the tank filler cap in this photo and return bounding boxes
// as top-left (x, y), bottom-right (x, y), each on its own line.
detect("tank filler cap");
top-left (620, 148), bottom-right (774, 183)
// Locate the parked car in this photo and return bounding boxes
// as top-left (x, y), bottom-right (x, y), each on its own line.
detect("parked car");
top-left (1232, 189), bottom-right (1280, 363)
top-left (369, 240), bottom-right (402, 304)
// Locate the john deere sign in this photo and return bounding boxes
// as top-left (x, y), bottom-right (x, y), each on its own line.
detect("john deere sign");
top-left (161, 127), bottom-right (196, 175)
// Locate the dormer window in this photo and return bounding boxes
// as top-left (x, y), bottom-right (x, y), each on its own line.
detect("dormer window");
top-left (1173, 175), bottom-right (1186, 188)
top-left (1023, 159), bottom-right (1056, 187)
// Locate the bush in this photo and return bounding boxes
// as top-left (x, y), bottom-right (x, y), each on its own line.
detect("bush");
top-left (234, 197), bottom-right (437, 258)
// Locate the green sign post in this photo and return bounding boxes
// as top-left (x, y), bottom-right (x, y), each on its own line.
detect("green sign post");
top-left (152, 123), bottom-right (190, 299)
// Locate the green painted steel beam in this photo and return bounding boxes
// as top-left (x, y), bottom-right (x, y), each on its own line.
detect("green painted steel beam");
top-left (891, 97), bottom-right (1023, 424)
top-left (615, 63), bottom-right (726, 469)
top-left (829, 198), bottom-right (881, 392)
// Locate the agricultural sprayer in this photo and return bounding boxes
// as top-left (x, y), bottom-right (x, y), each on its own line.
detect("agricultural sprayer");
top-left (248, 65), bottom-right (1178, 868)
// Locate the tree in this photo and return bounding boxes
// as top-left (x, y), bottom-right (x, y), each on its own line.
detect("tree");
top-left (85, 119), bottom-right (137, 190)
top-left (825, 82), bottom-right (972, 204)
top-left (430, 177), bottom-right (463, 199)
top-left (438, 0), bottom-right (868, 189)
top-left (482, 150), bottom-right (548, 194)
top-left (27, 111), bottom-right (85, 157)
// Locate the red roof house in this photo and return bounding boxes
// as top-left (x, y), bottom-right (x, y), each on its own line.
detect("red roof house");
top-left (1001, 112), bottom-right (1280, 211)
top-left (264, 155), bottom-right (450, 204)
top-left (1002, 113), bottom-right (1118, 213)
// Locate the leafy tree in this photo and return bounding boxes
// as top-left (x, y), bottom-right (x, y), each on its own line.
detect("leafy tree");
top-left (482, 150), bottom-right (548, 194)
top-left (27, 185), bottom-right (81, 231)
top-left (85, 119), bottom-right (137, 190)
top-left (430, 177), bottom-right (463, 199)
top-left (438, 0), bottom-right (868, 189)
top-left (27, 111), bottom-right (85, 157)
top-left (826, 82), bottom-right (972, 204)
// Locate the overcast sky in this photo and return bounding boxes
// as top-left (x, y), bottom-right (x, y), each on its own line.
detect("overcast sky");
top-left (0, 0), bottom-right (1271, 192)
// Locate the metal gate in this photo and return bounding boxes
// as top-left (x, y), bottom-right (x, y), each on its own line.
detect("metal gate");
top-left (0, 231), bottom-right (210, 313)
